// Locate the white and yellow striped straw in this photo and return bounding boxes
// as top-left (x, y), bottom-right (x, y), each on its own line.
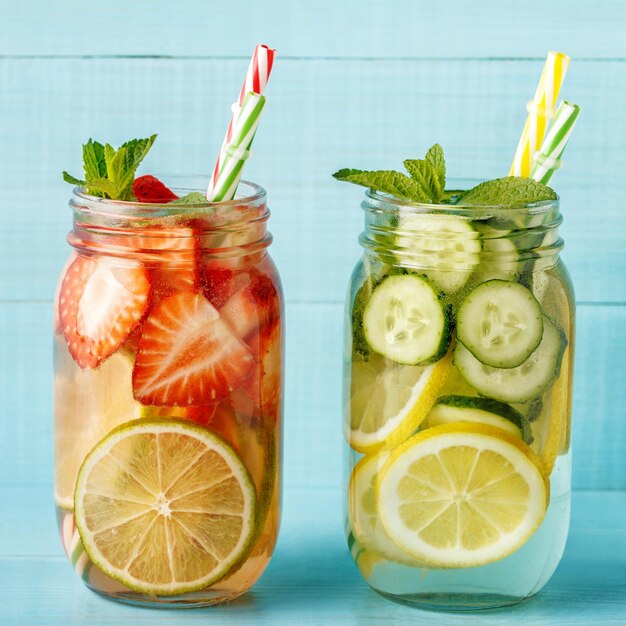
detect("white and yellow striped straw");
top-left (510, 51), bottom-right (571, 177)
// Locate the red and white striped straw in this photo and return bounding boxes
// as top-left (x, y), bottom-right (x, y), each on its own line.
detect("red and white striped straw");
top-left (210, 44), bottom-right (276, 189)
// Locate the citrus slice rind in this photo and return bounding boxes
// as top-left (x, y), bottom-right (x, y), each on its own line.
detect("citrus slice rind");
top-left (54, 348), bottom-right (142, 510)
top-left (377, 422), bottom-right (549, 568)
top-left (74, 418), bottom-right (256, 596)
top-left (347, 352), bottom-right (452, 455)
top-left (348, 452), bottom-right (422, 566)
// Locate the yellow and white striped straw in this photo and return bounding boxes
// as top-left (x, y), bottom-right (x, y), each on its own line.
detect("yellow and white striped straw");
top-left (509, 51), bottom-right (571, 177)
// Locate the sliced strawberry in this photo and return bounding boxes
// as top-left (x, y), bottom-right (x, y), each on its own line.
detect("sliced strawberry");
top-left (132, 175), bottom-right (178, 203)
top-left (243, 320), bottom-right (282, 422)
top-left (132, 292), bottom-right (254, 406)
top-left (199, 263), bottom-right (250, 309)
top-left (220, 272), bottom-right (280, 340)
top-left (127, 226), bottom-right (199, 301)
top-left (59, 255), bottom-right (150, 369)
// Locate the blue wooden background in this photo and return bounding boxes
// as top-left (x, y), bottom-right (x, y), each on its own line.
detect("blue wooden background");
top-left (1, 1), bottom-right (625, 624)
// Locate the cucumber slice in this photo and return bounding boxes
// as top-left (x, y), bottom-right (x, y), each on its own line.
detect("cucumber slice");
top-left (426, 395), bottom-right (532, 443)
top-left (513, 397), bottom-right (544, 422)
top-left (363, 274), bottom-right (451, 365)
top-left (394, 214), bottom-right (481, 294)
top-left (453, 314), bottom-right (566, 403)
top-left (457, 280), bottom-right (543, 368)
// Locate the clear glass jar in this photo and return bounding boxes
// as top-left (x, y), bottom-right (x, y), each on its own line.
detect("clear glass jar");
top-left (344, 187), bottom-right (574, 610)
top-left (54, 179), bottom-right (283, 607)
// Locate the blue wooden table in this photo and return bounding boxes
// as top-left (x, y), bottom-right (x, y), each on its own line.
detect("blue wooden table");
top-left (1, 1), bottom-right (625, 623)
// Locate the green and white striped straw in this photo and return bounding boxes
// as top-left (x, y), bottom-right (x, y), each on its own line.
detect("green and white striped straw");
top-left (206, 92), bottom-right (267, 202)
top-left (531, 101), bottom-right (581, 184)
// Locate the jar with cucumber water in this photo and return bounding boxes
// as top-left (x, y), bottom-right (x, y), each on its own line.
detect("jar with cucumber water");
top-left (336, 150), bottom-right (574, 610)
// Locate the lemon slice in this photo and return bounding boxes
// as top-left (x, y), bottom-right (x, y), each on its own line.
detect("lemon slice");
top-left (377, 422), bottom-right (549, 568)
top-left (349, 452), bottom-right (420, 565)
top-left (347, 352), bottom-right (452, 454)
top-left (531, 344), bottom-right (572, 475)
top-left (54, 345), bottom-right (142, 509)
top-left (74, 418), bottom-right (256, 595)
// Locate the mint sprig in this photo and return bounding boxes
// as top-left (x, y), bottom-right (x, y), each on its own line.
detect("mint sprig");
top-left (333, 143), bottom-right (446, 203)
top-left (458, 177), bottom-right (557, 207)
top-left (63, 134), bottom-right (157, 200)
top-left (333, 169), bottom-right (429, 203)
top-left (333, 144), bottom-right (558, 208)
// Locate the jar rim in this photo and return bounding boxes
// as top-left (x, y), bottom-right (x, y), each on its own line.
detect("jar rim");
top-left (364, 186), bottom-right (560, 217)
top-left (71, 178), bottom-right (266, 218)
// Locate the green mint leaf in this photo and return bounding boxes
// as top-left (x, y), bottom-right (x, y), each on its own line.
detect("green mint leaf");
top-left (121, 134), bottom-right (157, 177)
top-left (83, 178), bottom-right (119, 198)
top-left (63, 134), bottom-right (158, 200)
top-left (425, 143), bottom-right (445, 190)
top-left (458, 176), bottom-right (557, 207)
top-left (403, 159), bottom-right (443, 202)
top-left (62, 171), bottom-right (85, 186)
top-left (82, 139), bottom-right (107, 181)
top-left (171, 191), bottom-right (209, 205)
top-left (333, 169), bottom-right (429, 202)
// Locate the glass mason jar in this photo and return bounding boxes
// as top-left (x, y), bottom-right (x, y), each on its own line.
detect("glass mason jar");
top-left (344, 187), bottom-right (574, 610)
top-left (54, 179), bottom-right (283, 607)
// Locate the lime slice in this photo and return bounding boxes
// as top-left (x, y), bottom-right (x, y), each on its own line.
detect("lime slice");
top-left (347, 352), bottom-right (452, 454)
top-left (74, 418), bottom-right (256, 595)
top-left (349, 451), bottom-right (421, 566)
top-left (377, 422), bottom-right (549, 568)
top-left (54, 345), bottom-right (142, 509)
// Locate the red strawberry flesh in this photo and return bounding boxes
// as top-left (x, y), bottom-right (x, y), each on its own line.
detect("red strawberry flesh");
top-left (220, 273), bottom-right (279, 340)
top-left (132, 175), bottom-right (179, 203)
top-left (59, 255), bottom-right (150, 369)
top-left (132, 292), bottom-right (254, 406)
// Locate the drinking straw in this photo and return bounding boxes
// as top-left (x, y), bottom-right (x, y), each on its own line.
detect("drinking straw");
top-left (531, 101), bottom-right (581, 184)
top-left (208, 44), bottom-right (276, 197)
top-left (509, 51), bottom-right (571, 177)
top-left (206, 91), bottom-right (267, 201)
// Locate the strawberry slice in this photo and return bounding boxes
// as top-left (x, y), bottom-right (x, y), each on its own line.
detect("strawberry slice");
top-left (199, 263), bottom-right (250, 309)
top-left (124, 226), bottom-right (198, 301)
top-left (132, 292), bottom-right (254, 406)
top-left (220, 272), bottom-right (280, 340)
top-left (132, 175), bottom-right (178, 203)
top-left (59, 255), bottom-right (150, 369)
top-left (243, 320), bottom-right (282, 422)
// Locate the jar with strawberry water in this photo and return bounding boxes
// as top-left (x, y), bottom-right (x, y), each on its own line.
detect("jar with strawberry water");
top-left (54, 179), bottom-right (283, 607)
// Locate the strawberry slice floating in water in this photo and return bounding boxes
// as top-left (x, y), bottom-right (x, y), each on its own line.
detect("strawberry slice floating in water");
top-left (59, 255), bottom-right (150, 369)
top-left (135, 227), bottom-right (199, 300)
top-left (200, 263), bottom-right (250, 309)
top-left (221, 271), bottom-right (280, 340)
top-left (243, 320), bottom-right (282, 422)
top-left (132, 292), bottom-right (254, 406)
top-left (132, 175), bottom-right (179, 203)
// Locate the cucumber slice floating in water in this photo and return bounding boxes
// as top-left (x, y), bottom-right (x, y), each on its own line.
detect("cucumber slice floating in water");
top-left (454, 314), bottom-right (566, 403)
top-left (363, 274), bottom-right (451, 365)
top-left (426, 394), bottom-right (533, 443)
top-left (394, 214), bottom-right (481, 294)
top-left (457, 280), bottom-right (543, 368)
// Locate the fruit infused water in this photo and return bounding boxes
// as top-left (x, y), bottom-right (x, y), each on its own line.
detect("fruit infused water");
top-left (336, 137), bottom-right (576, 609)
top-left (54, 45), bottom-right (283, 607)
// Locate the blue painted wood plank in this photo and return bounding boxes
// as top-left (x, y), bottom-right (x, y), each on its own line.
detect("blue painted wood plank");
top-left (2, 302), bottom-right (625, 491)
top-left (1, 488), bottom-right (625, 624)
top-left (2, 0), bottom-right (626, 59)
top-left (0, 58), bottom-right (624, 303)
